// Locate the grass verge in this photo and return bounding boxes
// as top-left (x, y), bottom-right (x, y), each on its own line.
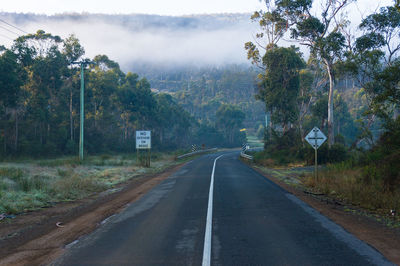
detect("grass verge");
top-left (0, 153), bottom-right (178, 215)
top-left (251, 161), bottom-right (400, 228)
top-left (303, 164), bottom-right (400, 227)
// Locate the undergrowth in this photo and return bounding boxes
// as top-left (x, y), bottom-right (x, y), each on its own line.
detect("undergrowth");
top-left (253, 122), bottom-right (400, 225)
top-left (303, 164), bottom-right (400, 225)
top-left (0, 152), bottom-right (176, 214)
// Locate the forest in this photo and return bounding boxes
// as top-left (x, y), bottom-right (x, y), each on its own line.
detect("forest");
top-left (246, 0), bottom-right (400, 211)
top-left (132, 64), bottom-right (265, 130)
top-left (0, 31), bottom-right (247, 158)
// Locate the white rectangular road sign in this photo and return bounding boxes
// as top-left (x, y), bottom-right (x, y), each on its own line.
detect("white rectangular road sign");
top-left (136, 131), bottom-right (151, 149)
top-left (305, 127), bottom-right (327, 149)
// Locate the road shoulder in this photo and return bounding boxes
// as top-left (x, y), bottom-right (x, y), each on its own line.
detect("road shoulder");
top-left (0, 163), bottom-right (185, 265)
top-left (246, 162), bottom-right (400, 265)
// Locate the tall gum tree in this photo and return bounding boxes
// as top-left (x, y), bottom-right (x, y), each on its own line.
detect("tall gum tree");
top-left (245, 0), bottom-right (290, 140)
top-left (357, 6), bottom-right (400, 120)
top-left (11, 30), bottom-right (64, 150)
top-left (276, 0), bottom-right (353, 146)
top-left (342, 5), bottom-right (400, 136)
top-left (62, 34), bottom-right (85, 141)
top-left (245, 0), bottom-right (288, 68)
top-left (258, 46), bottom-right (305, 133)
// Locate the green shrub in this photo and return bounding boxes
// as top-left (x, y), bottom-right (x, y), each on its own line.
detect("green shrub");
top-left (51, 174), bottom-right (107, 200)
top-left (100, 154), bottom-right (112, 160)
top-left (65, 140), bottom-right (76, 154)
top-left (0, 167), bottom-right (24, 180)
top-left (357, 118), bottom-right (400, 191)
top-left (37, 157), bottom-right (80, 167)
top-left (302, 144), bottom-right (348, 165)
top-left (0, 190), bottom-right (52, 214)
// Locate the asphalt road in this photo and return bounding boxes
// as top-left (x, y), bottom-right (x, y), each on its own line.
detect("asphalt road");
top-left (55, 151), bottom-right (392, 266)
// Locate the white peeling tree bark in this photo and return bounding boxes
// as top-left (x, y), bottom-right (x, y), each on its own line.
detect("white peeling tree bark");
top-left (325, 59), bottom-right (335, 147)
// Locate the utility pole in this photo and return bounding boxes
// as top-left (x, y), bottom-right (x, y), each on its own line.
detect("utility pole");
top-left (71, 59), bottom-right (94, 161)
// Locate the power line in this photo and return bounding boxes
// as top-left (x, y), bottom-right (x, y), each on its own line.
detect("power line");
top-left (0, 18), bottom-right (28, 34)
top-left (0, 33), bottom-right (13, 41)
top-left (0, 24), bottom-right (19, 36)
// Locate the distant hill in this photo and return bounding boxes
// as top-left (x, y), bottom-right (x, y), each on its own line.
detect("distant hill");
top-left (0, 12), bottom-right (251, 31)
top-left (0, 12), bottom-right (264, 131)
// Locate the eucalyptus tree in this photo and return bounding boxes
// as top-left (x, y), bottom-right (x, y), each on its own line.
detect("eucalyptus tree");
top-left (216, 104), bottom-right (245, 145)
top-left (275, 0), bottom-right (353, 146)
top-left (345, 5), bottom-right (400, 86)
top-left (357, 6), bottom-right (400, 121)
top-left (298, 69), bottom-right (314, 141)
top-left (359, 6), bottom-right (400, 65)
top-left (0, 49), bottom-right (23, 153)
top-left (62, 34), bottom-right (85, 141)
top-left (341, 5), bottom-right (400, 139)
top-left (10, 30), bottom-right (65, 152)
top-left (245, 1), bottom-right (298, 140)
top-left (116, 72), bottom-right (140, 144)
top-left (258, 46), bottom-right (305, 133)
top-left (154, 93), bottom-right (192, 148)
top-left (87, 55), bottom-right (123, 129)
top-left (245, 0), bottom-right (288, 68)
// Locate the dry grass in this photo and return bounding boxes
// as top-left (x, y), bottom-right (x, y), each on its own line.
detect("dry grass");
top-left (0, 153), bottom-right (177, 214)
top-left (303, 167), bottom-right (400, 221)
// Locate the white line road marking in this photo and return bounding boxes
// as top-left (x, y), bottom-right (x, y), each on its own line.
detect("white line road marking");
top-left (202, 154), bottom-right (223, 266)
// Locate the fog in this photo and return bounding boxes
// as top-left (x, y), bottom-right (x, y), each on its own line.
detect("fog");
top-left (0, 13), bottom-right (260, 71)
top-left (0, 0), bottom-right (391, 72)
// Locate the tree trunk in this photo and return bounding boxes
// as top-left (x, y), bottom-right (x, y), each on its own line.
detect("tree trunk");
top-left (265, 111), bottom-right (272, 143)
top-left (299, 114), bottom-right (304, 144)
top-left (124, 118), bottom-right (128, 141)
top-left (40, 123), bottom-right (43, 145)
top-left (3, 127), bottom-right (6, 154)
top-left (283, 123), bottom-right (288, 134)
top-left (94, 102), bottom-right (97, 128)
top-left (14, 110), bottom-right (18, 152)
top-left (324, 59), bottom-right (335, 147)
top-left (70, 89), bottom-right (73, 141)
top-left (394, 108), bottom-right (399, 120)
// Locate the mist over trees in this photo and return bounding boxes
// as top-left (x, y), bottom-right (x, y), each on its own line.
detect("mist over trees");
top-left (0, 29), bottom-right (250, 157)
top-left (0, 12), bottom-right (255, 67)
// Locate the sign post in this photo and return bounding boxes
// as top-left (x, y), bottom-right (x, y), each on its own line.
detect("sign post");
top-left (305, 127), bottom-right (327, 180)
top-left (136, 131), bottom-right (151, 167)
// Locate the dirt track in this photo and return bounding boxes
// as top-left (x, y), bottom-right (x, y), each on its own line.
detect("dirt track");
top-left (0, 163), bottom-right (183, 265)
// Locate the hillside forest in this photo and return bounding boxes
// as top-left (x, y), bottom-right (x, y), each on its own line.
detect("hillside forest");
top-left (0, 32), bottom-right (250, 157)
top-left (0, 0), bottom-right (399, 178)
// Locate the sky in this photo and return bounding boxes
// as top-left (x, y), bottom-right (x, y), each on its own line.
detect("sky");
top-left (0, 0), bottom-right (265, 15)
top-left (0, 0), bottom-right (395, 70)
top-left (0, 0), bottom-right (393, 16)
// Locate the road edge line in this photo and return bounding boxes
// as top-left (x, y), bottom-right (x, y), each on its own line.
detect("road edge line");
top-left (202, 154), bottom-right (223, 266)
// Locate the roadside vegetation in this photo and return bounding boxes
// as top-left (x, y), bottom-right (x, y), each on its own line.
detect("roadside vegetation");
top-left (0, 15), bottom-right (248, 217)
top-left (0, 153), bottom-right (178, 214)
top-left (246, 0), bottom-right (400, 225)
top-left (0, 31), bottom-right (246, 161)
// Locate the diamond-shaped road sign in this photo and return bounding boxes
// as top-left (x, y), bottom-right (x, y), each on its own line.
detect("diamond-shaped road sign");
top-left (305, 127), bottom-right (327, 149)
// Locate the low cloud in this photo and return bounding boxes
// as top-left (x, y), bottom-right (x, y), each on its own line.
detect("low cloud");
top-left (1, 13), bottom-right (259, 70)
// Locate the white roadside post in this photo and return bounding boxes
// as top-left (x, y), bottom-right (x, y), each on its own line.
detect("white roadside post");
top-left (136, 130), bottom-right (151, 167)
top-left (305, 127), bottom-right (327, 180)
